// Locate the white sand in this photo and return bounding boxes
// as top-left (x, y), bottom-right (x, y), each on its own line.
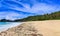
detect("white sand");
top-left (29, 20), bottom-right (60, 36)
top-left (0, 20), bottom-right (60, 36)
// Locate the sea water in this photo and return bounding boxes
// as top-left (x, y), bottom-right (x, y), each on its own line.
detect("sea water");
top-left (0, 22), bottom-right (22, 32)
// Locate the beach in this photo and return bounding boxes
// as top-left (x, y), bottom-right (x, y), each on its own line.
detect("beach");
top-left (0, 20), bottom-right (60, 36)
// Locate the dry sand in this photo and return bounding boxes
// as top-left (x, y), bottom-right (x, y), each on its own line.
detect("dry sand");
top-left (0, 20), bottom-right (60, 36)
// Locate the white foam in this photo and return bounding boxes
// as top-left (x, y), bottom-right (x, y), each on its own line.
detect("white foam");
top-left (0, 22), bottom-right (23, 32)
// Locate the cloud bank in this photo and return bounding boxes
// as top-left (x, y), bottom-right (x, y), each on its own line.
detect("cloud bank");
top-left (0, 0), bottom-right (60, 20)
top-left (0, 11), bottom-right (30, 20)
top-left (3, 0), bottom-right (60, 14)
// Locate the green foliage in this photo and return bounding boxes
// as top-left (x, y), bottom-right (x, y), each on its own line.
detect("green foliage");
top-left (0, 11), bottom-right (60, 22)
top-left (17, 11), bottom-right (60, 21)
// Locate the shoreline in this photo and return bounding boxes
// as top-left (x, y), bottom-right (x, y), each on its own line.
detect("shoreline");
top-left (0, 22), bottom-right (23, 32)
top-left (0, 20), bottom-right (60, 32)
top-left (0, 20), bottom-right (60, 36)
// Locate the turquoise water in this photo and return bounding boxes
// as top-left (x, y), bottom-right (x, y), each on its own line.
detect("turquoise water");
top-left (0, 22), bottom-right (9, 25)
top-left (0, 22), bottom-right (22, 32)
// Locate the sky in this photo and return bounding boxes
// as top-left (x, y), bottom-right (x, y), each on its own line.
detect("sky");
top-left (0, 0), bottom-right (60, 20)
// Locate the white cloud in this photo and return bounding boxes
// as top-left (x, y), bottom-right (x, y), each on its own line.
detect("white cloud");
top-left (8, 2), bottom-right (60, 14)
top-left (5, 0), bottom-right (60, 14)
top-left (0, 11), bottom-right (28, 20)
top-left (0, 0), bottom-right (60, 20)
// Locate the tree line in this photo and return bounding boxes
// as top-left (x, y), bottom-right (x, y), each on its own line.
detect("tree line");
top-left (15, 11), bottom-right (60, 21)
top-left (0, 11), bottom-right (60, 22)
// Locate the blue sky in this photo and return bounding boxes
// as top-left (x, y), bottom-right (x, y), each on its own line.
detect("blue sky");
top-left (0, 0), bottom-right (60, 20)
